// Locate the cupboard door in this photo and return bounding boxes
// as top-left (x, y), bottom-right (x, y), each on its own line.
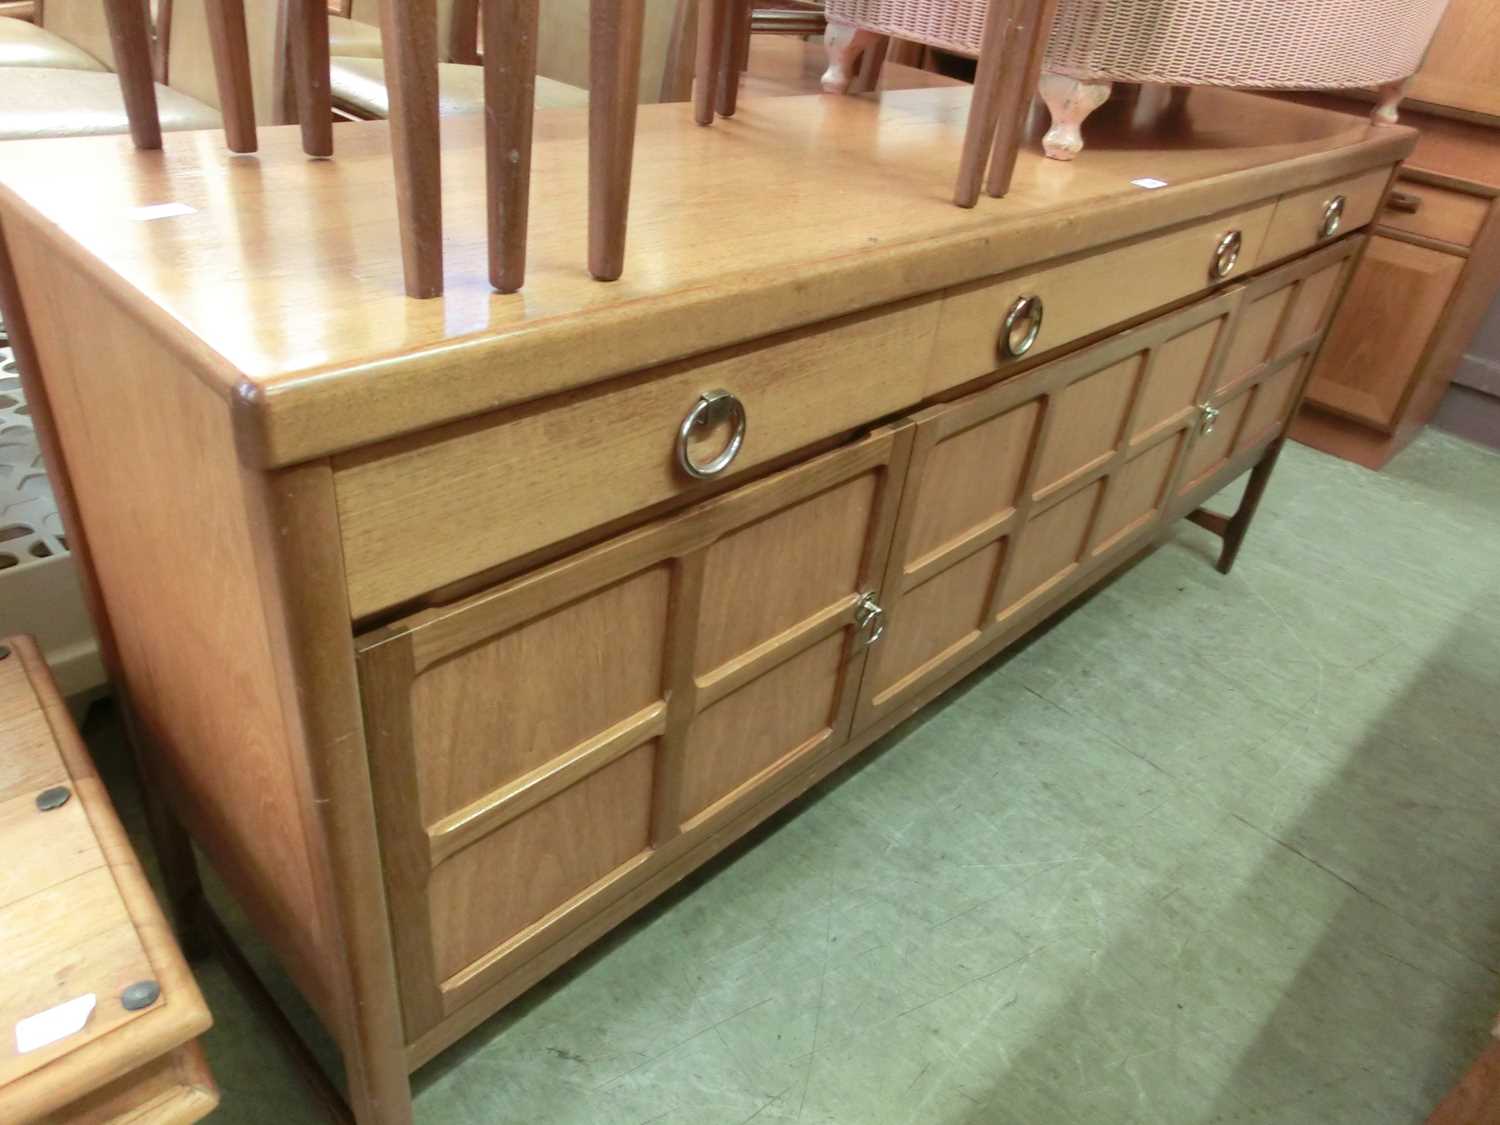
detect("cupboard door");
top-left (855, 289), bottom-right (1242, 729)
top-left (1177, 238), bottom-right (1360, 496)
top-left (1301, 235), bottom-right (1463, 432)
top-left (358, 428), bottom-right (910, 1037)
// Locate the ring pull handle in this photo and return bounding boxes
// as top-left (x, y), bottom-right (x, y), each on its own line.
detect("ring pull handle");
top-left (1000, 295), bottom-right (1044, 359)
top-left (854, 592), bottom-right (885, 647)
top-left (676, 389), bottom-right (747, 480)
top-left (1199, 401), bottom-right (1221, 435)
top-left (1321, 194), bottom-right (1347, 239)
top-left (1211, 230), bottom-right (1242, 281)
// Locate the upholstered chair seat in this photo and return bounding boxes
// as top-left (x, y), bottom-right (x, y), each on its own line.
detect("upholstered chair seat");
top-left (0, 68), bottom-right (220, 140)
top-left (327, 56), bottom-right (588, 119)
top-left (0, 14), bottom-right (106, 70)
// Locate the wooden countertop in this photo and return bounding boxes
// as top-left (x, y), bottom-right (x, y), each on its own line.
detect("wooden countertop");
top-left (0, 86), bottom-right (1414, 466)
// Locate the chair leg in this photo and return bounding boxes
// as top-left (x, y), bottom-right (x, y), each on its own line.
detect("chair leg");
top-left (1373, 76), bottom-right (1411, 126)
top-left (1039, 70), bottom-right (1110, 160)
top-left (715, 0), bottom-right (750, 116)
top-left (589, 0), bottom-right (645, 282)
top-left (381, 0), bottom-right (444, 298)
top-left (694, 0), bottom-right (729, 125)
top-left (986, 0), bottom-right (1057, 197)
top-left (820, 20), bottom-right (881, 94)
top-left (205, 0), bottom-right (258, 153)
top-left (486, 0), bottom-right (540, 293)
top-left (102, 0), bottom-right (162, 150)
top-left (954, 0), bottom-right (1022, 207)
top-left (288, 0), bottom-right (334, 157)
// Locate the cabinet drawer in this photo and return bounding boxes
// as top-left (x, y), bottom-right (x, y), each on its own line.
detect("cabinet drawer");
top-left (1380, 180), bottom-right (1490, 249)
top-left (1260, 167), bottom-right (1389, 264)
top-left (335, 298), bottom-right (940, 618)
top-left (357, 428), bottom-right (908, 1036)
top-left (927, 202), bottom-right (1276, 395)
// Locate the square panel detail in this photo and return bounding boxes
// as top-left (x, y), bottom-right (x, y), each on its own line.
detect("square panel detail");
top-left (1032, 356), bottom-right (1143, 496)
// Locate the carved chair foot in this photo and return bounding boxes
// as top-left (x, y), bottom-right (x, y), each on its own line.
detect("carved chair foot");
top-left (1040, 72), bottom-right (1111, 160)
top-left (821, 20), bottom-right (884, 94)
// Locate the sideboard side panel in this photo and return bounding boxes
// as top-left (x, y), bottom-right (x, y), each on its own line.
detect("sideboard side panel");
top-left (2, 222), bottom-right (335, 1022)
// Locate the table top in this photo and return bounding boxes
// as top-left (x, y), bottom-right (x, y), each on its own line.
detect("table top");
top-left (0, 635), bottom-right (214, 1123)
top-left (0, 85), bottom-right (1413, 465)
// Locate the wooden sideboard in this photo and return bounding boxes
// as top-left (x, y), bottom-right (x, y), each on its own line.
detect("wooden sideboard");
top-left (0, 87), bottom-right (1413, 1123)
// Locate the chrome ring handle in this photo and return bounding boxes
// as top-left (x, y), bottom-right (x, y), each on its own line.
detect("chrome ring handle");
top-left (676, 389), bottom-right (747, 480)
top-left (854, 592), bottom-right (885, 647)
top-left (1001, 295), bottom-right (1044, 359)
top-left (1321, 194), bottom-right (1346, 239)
top-left (1199, 401), bottom-right (1221, 435)
top-left (1211, 230), bottom-right (1242, 281)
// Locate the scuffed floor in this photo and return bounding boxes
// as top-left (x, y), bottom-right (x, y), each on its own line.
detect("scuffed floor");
top-left (88, 430), bottom-right (1500, 1124)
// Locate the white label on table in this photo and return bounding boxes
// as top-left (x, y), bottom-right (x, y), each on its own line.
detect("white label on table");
top-left (127, 202), bottom-right (197, 221)
top-left (15, 993), bottom-right (96, 1054)
top-left (1131, 177), bottom-right (1170, 190)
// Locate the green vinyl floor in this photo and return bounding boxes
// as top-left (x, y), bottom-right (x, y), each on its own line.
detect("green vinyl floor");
top-left (88, 429), bottom-right (1500, 1124)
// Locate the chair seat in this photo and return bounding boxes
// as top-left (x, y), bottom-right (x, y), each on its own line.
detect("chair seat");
top-left (328, 14), bottom-right (382, 59)
top-left (0, 69), bottom-right (220, 141)
top-left (0, 14), bottom-right (106, 70)
top-left (329, 56), bottom-right (589, 119)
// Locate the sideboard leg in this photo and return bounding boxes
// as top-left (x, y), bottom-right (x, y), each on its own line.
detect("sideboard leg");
top-left (1189, 438), bottom-right (1285, 575)
top-left (1373, 77), bottom-right (1412, 126)
top-left (125, 705), bottom-right (211, 961)
top-left (1039, 71), bottom-right (1110, 160)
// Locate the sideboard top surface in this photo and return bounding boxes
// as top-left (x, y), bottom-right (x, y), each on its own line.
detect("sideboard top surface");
top-left (0, 86), bottom-right (1412, 464)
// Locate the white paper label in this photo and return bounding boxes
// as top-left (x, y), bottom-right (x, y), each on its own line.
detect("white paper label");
top-left (15, 993), bottom-right (96, 1054)
top-left (127, 202), bottom-right (197, 221)
top-left (1131, 177), bottom-right (1169, 190)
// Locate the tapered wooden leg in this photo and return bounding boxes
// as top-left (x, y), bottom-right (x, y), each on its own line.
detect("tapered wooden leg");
top-left (204, 0), bottom-right (258, 152)
top-left (288, 0), bottom-right (334, 157)
top-left (1188, 437), bottom-right (1286, 574)
top-left (102, 0), bottom-right (162, 150)
top-left (694, 0), bottom-right (729, 125)
top-left (486, 0), bottom-right (539, 293)
top-left (589, 0), bottom-right (645, 282)
top-left (381, 0), bottom-right (444, 298)
top-left (846, 30), bottom-right (888, 94)
top-left (986, 0), bottom-right (1057, 197)
top-left (716, 0), bottom-right (750, 116)
top-left (954, 0), bottom-right (1022, 207)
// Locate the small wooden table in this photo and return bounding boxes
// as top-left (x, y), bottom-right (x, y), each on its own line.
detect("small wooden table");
top-left (0, 635), bottom-right (216, 1124)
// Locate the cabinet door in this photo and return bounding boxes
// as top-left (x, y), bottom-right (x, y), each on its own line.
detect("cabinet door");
top-left (1177, 237), bottom-right (1361, 498)
top-left (1299, 235), bottom-right (1462, 433)
top-left (358, 427), bottom-right (909, 1037)
top-left (854, 289), bottom-right (1242, 730)
top-left (1406, 0), bottom-right (1500, 119)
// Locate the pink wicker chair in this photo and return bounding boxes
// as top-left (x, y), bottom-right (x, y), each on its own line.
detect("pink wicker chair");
top-left (823, 0), bottom-right (1452, 159)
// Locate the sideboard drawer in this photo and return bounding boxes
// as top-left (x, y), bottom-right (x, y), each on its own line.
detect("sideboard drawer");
top-left (927, 202), bottom-right (1275, 395)
top-left (1380, 180), bottom-right (1490, 249)
top-left (334, 298), bottom-right (940, 619)
top-left (1260, 167), bottom-right (1389, 265)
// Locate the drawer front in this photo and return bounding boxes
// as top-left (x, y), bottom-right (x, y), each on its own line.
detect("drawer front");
top-left (1380, 180), bottom-right (1490, 249)
top-left (357, 428), bottom-right (908, 1037)
top-left (857, 286), bottom-right (1244, 729)
top-left (1260, 167), bottom-right (1389, 265)
top-left (927, 202), bottom-right (1276, 395)
top-left (335, 298), bottom-right (940, 618)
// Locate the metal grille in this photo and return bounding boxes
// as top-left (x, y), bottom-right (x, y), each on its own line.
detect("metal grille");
top-left (0, 317), bottom-right (68, 576)
top-left (824, 0), bottom-right (1450, 88)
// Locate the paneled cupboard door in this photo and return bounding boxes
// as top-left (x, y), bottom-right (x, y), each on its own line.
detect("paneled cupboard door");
top-left (1177, 237), bottom-right (1361, 497)
top-left (854, 289), bottom-right (1243, 730)
top-left (357, 427), bottom-right (911, 1037)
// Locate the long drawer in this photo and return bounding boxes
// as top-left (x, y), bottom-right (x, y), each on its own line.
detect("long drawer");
top-left (334, 298), bottom-right (941, 618)
top-left (1259, 166), bottom-right (1389, 265)
top-left (927, 201), bottom-right (1276, 395)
